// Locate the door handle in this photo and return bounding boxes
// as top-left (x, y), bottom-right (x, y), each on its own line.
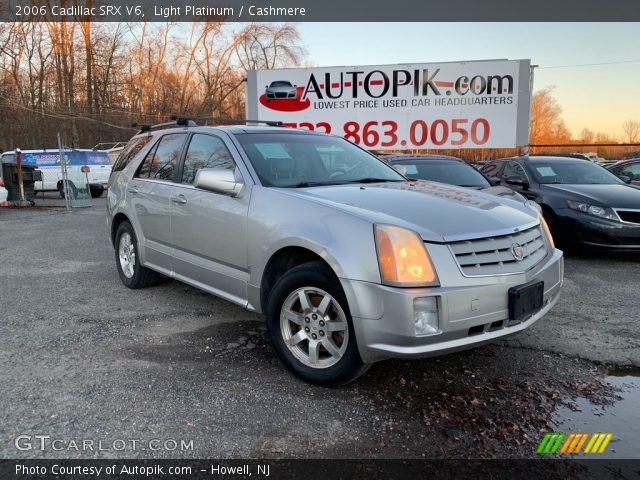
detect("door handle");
top-left (128, 186), bottom-right (139, 194)
top-left (172, 194), bottom-right (187, 204)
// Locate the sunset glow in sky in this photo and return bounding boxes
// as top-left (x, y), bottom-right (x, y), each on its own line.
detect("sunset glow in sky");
top-left (298, 23), bottom-right (640, 139)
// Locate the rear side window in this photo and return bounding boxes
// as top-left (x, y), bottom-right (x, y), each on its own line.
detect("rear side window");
top-left (181, 134), bottom-right (235, 185)
top-left (480, 161), bottom-right (505, 179)
top-left (112, 136), bottom-right (153, 172)
top-left (137, 133), bottom-right (186, 181)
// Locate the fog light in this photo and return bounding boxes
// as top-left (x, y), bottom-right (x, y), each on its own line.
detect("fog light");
top-left (414, 297), bottom-right (440, 336)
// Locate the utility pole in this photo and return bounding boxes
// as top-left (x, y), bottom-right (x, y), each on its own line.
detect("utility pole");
top-left (523, 64), bottom-right (538, 156)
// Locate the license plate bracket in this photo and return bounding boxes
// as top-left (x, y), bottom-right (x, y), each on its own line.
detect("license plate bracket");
top-left (508, 281), bottom-right (544, 322)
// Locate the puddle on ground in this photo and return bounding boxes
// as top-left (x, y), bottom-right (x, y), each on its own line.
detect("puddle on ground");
top-left (552, 369), bottom-right (640, 459)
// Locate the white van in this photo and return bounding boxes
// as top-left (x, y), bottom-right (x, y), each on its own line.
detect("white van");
top-left (0, 149), bottom-right (112, 198)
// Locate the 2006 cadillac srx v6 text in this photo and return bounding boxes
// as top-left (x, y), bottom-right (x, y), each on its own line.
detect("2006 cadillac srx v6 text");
top-left (107, 121), bottom-right (563, 385)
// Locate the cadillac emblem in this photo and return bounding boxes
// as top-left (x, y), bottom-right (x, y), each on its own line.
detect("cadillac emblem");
top-left (511, 243), bottom-right (524, 261)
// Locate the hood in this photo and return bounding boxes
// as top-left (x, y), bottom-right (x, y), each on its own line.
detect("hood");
top-left (543, 184), bottom-right (640, 209)
top-left (277, 180), bottom-right (539, 242)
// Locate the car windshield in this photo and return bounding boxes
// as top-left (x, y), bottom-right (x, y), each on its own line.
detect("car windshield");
top-left (270, 81), bottom-right (292, 87)
top-left (396, 160), bottom-right (490, 187)
top-left (236, 133), bottom-right (405, 188)
top-left (529, 161), bottom-right (624, 185)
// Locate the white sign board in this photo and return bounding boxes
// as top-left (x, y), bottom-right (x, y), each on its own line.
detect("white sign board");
top-left (246, 59), bottom-right (531, 150)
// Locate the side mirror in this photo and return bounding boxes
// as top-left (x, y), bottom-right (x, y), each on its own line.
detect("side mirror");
top-left (618, 175), bottom-right (632, 184)
top-left (504, 176), bottom-right (529, 189)
top-left (194, 168), bottom-right (243, 196)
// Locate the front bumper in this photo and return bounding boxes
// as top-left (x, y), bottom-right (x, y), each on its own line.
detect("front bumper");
top-left (556, 208), bottom-right (640, 250)
top-left (265, 91), bottom-right (297, 100)
top-left (341, 248), bottom-right (563, 363)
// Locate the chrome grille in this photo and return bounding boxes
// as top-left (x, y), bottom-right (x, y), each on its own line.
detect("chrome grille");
top-left (449, 225), bottom-right (547, 276)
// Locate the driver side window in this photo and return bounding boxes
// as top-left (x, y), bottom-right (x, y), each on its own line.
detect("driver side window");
top-left (621, 164), bottom-right (640, 180)
top-left (181, 134), bottom-right (235, 185)
top-left (503, 161), bottom-right (527, 181)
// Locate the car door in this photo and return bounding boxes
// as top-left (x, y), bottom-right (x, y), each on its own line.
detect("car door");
top-left (170, 132), bottom-right (250, 306)
top-left (128, 133), bottom-right (187, 275)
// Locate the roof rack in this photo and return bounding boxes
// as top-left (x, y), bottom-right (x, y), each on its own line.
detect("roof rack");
top-left (171, 116), bottom-right (284, 127)
top-left (132, 117), bottom-right (198, 134)
top-left (131, 116), bottom-right (285, 135)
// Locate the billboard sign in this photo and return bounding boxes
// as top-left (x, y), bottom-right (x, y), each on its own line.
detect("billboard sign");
top-left (246, 59), bottom-right (531, 150)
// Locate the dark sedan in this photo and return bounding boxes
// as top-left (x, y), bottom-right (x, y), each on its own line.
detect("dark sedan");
top-left (480, 156), bottom-right (640, 250)
top-left (384, 154), bottom-right (526, 202)
top-left (607, 158), bottom-right (640, 186)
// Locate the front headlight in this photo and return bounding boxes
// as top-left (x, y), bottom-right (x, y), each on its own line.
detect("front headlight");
top-left (374, 225), bottom-right (439, 287)
top-left (539, 215), bottom-right (555, 250)
top-left (566, 200), bottom-right (618, 221)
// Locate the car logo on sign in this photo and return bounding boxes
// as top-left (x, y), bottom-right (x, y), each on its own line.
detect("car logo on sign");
top-left (511, 243), bottom-right (524, 261)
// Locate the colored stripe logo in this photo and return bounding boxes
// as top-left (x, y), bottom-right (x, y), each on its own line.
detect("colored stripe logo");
top-left (537, 432), bottom-right (613, 455)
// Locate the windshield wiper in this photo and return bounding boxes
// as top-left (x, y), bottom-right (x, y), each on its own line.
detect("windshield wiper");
top-left (291, 181), bottom-right (334, 188)
top-left (342, 178), bottom-right (403, 184)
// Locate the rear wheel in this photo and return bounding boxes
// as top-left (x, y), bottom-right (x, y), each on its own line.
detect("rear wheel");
top-left (266, 261), bottom-right (368, 386)
top-left (114, 221), bottom-right (160, 289)
top-left (90, 186), bottom-right (104, 198)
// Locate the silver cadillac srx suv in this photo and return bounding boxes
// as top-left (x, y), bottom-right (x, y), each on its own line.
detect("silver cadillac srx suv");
top-left (107, 120), bottom-right (563, 385)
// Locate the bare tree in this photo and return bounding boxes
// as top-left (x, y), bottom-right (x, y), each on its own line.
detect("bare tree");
top-left (234, 23), bottom-right (305, 71)
top-left (622, 120), bottom-right (640, 143)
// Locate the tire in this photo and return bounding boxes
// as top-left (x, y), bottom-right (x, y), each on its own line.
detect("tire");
top-left (114, 221), bottom-right (160, 289)
top-left (266, 261), bottom-right (369, 386)
top-left (59, 181), bottom-right (77, 199)
top-left (90, 186), bottom-right (104, 198)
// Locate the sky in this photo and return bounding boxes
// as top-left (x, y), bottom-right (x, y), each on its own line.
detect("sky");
top-left (296, 23), bottom-right (640, 139)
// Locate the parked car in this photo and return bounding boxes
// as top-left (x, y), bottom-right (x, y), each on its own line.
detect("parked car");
top-left (480, 156), bottom-right (640, 250)
top-left (108, 122), bottom-right (562, 385)
top-left (384, 154), bottom-right (527, 202)
top-left (607, 158), bottom-right (640, 186)
top-left (265, 80), bottom-right (298, 101)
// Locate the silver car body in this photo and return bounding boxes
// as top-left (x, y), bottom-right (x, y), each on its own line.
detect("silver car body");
top-left (108, 126), bottom-right (563, 364)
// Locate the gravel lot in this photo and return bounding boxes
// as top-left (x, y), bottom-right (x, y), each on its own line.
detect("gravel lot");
top-left (1, 197), bottom-right (638, 459)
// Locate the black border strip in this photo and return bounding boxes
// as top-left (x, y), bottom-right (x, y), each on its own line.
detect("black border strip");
top-left (3, 459), bottom-right (640, 480)
top-left (2, 0), bottom-right (640, 22)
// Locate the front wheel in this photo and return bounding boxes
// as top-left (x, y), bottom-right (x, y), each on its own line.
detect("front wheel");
top-left (114, 221), bottom-right (160, 289)
top-left (266, 261), bottom-right (368, 386)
